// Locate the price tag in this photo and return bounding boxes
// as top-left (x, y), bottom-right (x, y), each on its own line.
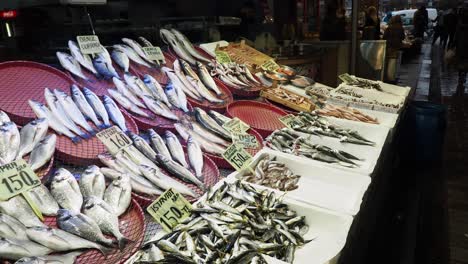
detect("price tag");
top-left (222, 144), bottom-right (254, 171)
top-left (261, 59), bottom-right (280, 72)
top-left (147, 188), bottom-right (192, 232)
top-left (338, 73), bottom-right (355, 84)
top-left (279, 114), bottom-right (305, 129)
top-left (76, 35), bottom-right (103, 55)
top-left (215, 50), bottom-right (231, 63)
top-left (142, 46), bottom-right (166, 63)
top-left (96, 126), bottom-right (132, 155)
top-left (222, 118), bottom-right (250, 135)
top-left (0, 159), bottom-right (41, 201)
top-left (232, 133), bottom-right (258, 149)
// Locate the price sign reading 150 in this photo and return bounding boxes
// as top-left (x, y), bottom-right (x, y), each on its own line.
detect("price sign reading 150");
top-left (0, 160), bottom-right (40, 201)
top-left (96, 126), bottom-right (132, 155)
top-left (147, 188), bottom-right (192, 232)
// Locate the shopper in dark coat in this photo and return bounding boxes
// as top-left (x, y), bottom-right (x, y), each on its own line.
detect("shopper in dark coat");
top-left (432, 10), bottom-right (448, 47)
top-left (444, 8), bottom-right (458, 49)
top-left (455, 8), bottom-right (468, 95)
top-left (320, 5), bottom-right (346, 41)
top-left (384, 15), bottom-right (405, 82)
top-left (364, 6), bottom-right (380, 40)
top-left (413, 5), bottom-right (428, 38)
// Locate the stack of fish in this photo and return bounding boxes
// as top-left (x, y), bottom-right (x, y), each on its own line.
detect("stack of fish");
top-left (160, 28), bottom-right (211, 66)
top-left (162, 59), bottom-right (226, 104)
top-left (0, 111), bottom-right (55, 171)
top-left (109, 73), bottom-right (184, 120)
top-left (99, 129), bottom-right (207, 200)
top-left (210, 61), bottom-right (261, 90)
top-left (29, 85), bottom-right (129, 143)
top-left (314, 104), bottom-right (379, 124)
top-left (241, 154), bottom-right (301, 191)
top-left (113, 37), bottom-right (161, 70)
top-left (292, 112), bottom-right (376, 146)
top-left (266, 128), bottom-right (363, 168)
top-left (0, 166), bottom-right (133, 261)
top-left (137, 180), bottom-right (311, 263)
top-left (174, 108), bottom-right (234, 157)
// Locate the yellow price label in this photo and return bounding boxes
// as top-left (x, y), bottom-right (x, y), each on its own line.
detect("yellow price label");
top-left (143, 46), bottom-right (166, 63)
top-left (96, 126), bottom-right (132, 155)
top-left (0, 160), bottom-right (41, 201)
top-left (338, 73), bottom-right (355, 84)
top-left (232, 133), bottom-right (258, 149)
top-left (76, 35), bottom-right (103, 55)
top-left (222, 144), bottom-right (254, 172)
top-left (279, 114), bottom-right (305, 129)
top-left (222, 118), bottom-right (250, 135)
top-left (147, 188), bottom-right (192, 232)
top-left (261, 59), bottom-right (280, 72)
top-left (215, 50), bottom-right (231, 64)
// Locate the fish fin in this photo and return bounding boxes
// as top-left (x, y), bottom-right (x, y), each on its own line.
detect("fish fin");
top-left (88, 129), bottom-right (98, 136)
top-left (71, 136), bottom-right (81, 144)
top-left (118, 236), bottom-right (133, 250)
top-left (98, 124), bottom-right (109, 130)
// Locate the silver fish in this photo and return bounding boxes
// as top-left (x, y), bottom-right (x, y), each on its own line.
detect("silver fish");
top-left (194, 107), bottom-right (231, 140)
top-left (50, 168), bottom-right (83, 213)
top-left (197, 62), bottom-right (221, 95)
top-left (164, 81), bottom-right (181, 109)
top-left (172, 61), bottom-right (202, 98)
top-left (141, 95), bottom-right (178, 120)
top-left (80, 165), bottom-right (105, 199)
top-left (129, 132), bottom-right (156, 161)
top-left (83, 88), bottom-right (111, 128)
top-left (28, 134), bottom-right (56, 171)
top-left (103, 174), bottom-right (132, 216)
top-left (139, 165), bottom-right (198, 197)
top-left (93, 53), bottom-right (119, 79)
top-left (108, 89), bottom-right (150, 118)
top-left (0, 122), bottom-right (20, 164)
top-left (138, 36), bottom-right (153, 47)
top-left (165, 130), bottom-right (189, 168)
top-left (160, 29), bottom-right (197, 65)
top-left (101, 168), bottom-right (163, 197)
top-left (103, 95), bottom-right (128, 133)
top-left (190, 121), bottom-right (230, 146)
top-left (186, 75), bottom-right (224, 104)
top-left (0, 214), bottom-right (28, 241)
top-left (0, 196), bottom-right (45, 227)
top-left (156, 154), bottom-right (206, 191)
top-left (15, 251), bottom-right (83, 264)
top-left (148, 129), bottom-right (172, 158)
top-left (123, 73), bottom-right (153, 99)
top-left (174, 123), bottom-right (226, 156)
top-left (57, 209), bottom-right (114, 247)
top-left (122, 37), bottom-right (154, 65)
top-left (54, 89), bottom-right (97, 135)
top-left (56, 51), bottom-right (88, 80)
top-left (68, 40), bottom-right (97, 75)
top-left (161, 69), bottom-right (189, 112)
top-left (28, 100), bottom-right (80, 143)
top-left (241, 64), bottom-right (260, 84)
top-left (143, 75), bottom-right (171, 107)
top-left (83, 196), bottom-right (130, 250)
top-left (113, 44), bottom-right (152, 68)
top-left (113, 77), bottom-right (146, 108)
top-left (170, 29), bottom-right (212, 64)
top-left (0, 238), bottom-right (52, 261)
top-left (0, 111), bottom-right (10, 125)
top-left (71, 85), bottom-right (104, 129)
top-left (111, 49), bottom-right (130, 72)
top-left (187, 136), bottom-right (204, 179)
top-left (27, 185), bottom-right (59, 216)
top-left (208, 110), bottom-right (232, 126)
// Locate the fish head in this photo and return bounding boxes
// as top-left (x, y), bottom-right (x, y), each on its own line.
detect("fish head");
top-left (143, 74), bottom-right (155, 85)
top-left (84, 165), bottom-right (100, 175)
top-left (187, 136), bottom-right (195, 145)
top-left (102, 95), bottom-right (113, 104)
top-left (164, 81), bottom-right (175, 92)
top-left (93, 54), bottom-right (106, 65)
top-left (53, 89), bottom-right (68, 100)
top-left (57, 209), bottom-right (74, 222)
top-left (52, 168), bottom-right (74, 183)
top-left (113, 173), bottom-right (130, 186)
top-left (196, 61), bottom-right (204, 69)
top-left (123, 73), bottom-right (137, 84)
top-left (156, 154), bottom-right (170, 163)
top-left (164, 130), bottom-right (177, 140)
top-left (14, 257), bottom-right (44, 264)
top-left (83, 196), bottom-right (99, 210)
top-left (159, 29), bottom-right (174, 43)
top-left (70, 84), bottom-right (82, 96)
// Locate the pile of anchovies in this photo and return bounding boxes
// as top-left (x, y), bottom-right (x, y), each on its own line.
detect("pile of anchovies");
top-left (292, 112), bottom-right (375, 146)
top-left (137, 180), bottom-right (311, 264)
top-left (266, 129), bottom-right (363, 168)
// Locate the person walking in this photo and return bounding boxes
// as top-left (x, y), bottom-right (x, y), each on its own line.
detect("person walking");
top-left (444, 8), bottom-right (458, 49)
top-left (363, 6), bottom-right (380, 40)
top-left (455, 7), bottom-right (468, 95)
top-left (432, 10), bottom-right (448, 46)
top-left (413, 5), bottom-right (429, 39)
top-left (384, 15), bottom-right (405, 82)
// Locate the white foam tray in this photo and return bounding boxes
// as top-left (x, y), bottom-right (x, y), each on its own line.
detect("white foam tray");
top-left (199, 40), bottom-right (229, 57)
top-left (227, 148), bottom-right (371, 215)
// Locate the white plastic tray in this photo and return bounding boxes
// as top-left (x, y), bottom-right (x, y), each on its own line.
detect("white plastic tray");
top-left (199, 40), bottom-right (229, 57)
top-left (228, 148), bottom-right (371, 215)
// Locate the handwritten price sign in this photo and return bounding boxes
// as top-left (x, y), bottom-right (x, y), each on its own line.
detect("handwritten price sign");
top-left (76, 35), bottom-right (103, 54)
top-left (261, 59), bottom-right (280, 72)
top-left (279, 114), bottom-right (305, 129)
top-left (0, 160), bottom-right (41, 201)
top-left (232, 133), bottom-right (258, 149)
top-left (96, 126), bottom-right (132, 155)
top-left (143, 46), bottom-right (166, 63)
top-left (222, 144), bottom-right (254, 171)
top-left (215, 50), bottom-right (232, 64)
top-left (222, 118), bottom-right (250, 135)
top-left (147, 188), bottom-right (192, 232)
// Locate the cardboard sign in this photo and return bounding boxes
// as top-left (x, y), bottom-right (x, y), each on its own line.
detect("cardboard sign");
top-left (338, 73), bottom-right (355, 84)
top-left (222, 144), bottom-right (253, 171)
top-left (76, 35), bottom-right (103, 54)
top-left (261, 59), bottom-right (280, 72)
top-left (232, 133), bottom-right (258, 149)
top-left (279, 114), bottom-right (305, 129)
top-left (215, 50), bottom-right (232, 63)
top-left (222, 118), bottom-right (250, 135)
top-left (0, 160), bottom-right (41, 201)
top-left (96, 126), bottom-right (132, 155)
top-left (147, 188), bottom-right (192, 232)
top-left (143, 46), bottom-right (166, 63)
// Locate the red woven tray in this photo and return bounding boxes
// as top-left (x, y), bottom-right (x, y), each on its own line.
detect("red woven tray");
top-left (129, 103), bottom-right (192, 133)
top-left (226, 101), bottom-right (288, 138)
top-left (0, 61), bottom-right (75, 125)
top-left (205, 128), bottom-right (264, 169)
top-left (186, 79), bottom-right (233, 114)
top-left (56, 109), bottom-right (138, 166)
top-left (40, 199), bottom-right (145, 264)
top-left (132, 147), bottom-right (220, 208)
top-left (128, 52), bottom-right (175, 86)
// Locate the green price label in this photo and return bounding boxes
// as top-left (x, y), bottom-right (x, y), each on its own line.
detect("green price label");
top-left (143, 46), bottom-right (166, 63)
top-left (0, 159), bottom-right (41, 201)
top-left (96, 126), bottom-right (132, 155)
top-left (222, 118), bottom-right (250, 135)
top-left (261, 59), bottom-right (280, 72)
top-left (76, 35), bottom-right (103, 55)
top-left (147, 188), bottom-right (192, 232)
top-left (215, 50), bottom-right (232, 64)
top-left (232, 133), bottom-right (258, 149)
top-left (279, 114), bottom-right (305, 129)
top-left (222, 144), bottom-right (254, 171)
top-left (338, 73), bottom-right (355, 84)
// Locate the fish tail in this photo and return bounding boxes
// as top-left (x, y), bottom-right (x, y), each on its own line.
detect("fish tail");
top-left (118, 236), bottom-right (133, 250)
top-left (71, 136), bottom-right (81, 144)
top-left (88, 128), bottom-right (98, 136)
top-left (80, 132), bottom-right (91, 139)
top-left (97, 245), bottom-right (114, 256)
top-left (98, 124), bottom-right (109, 130)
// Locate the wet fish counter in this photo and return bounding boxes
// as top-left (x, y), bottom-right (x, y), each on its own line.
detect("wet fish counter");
top-left (0, 28), bottom-right (412, 264)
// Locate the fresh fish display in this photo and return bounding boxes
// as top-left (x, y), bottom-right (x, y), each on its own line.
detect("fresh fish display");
top-left (291, 112), bottom-right (375, 146)
top-left (108, 89), bottom-right (150, 118)
top-left (54, 89), bottom-right (97, 135)
top-left (27, 185), bottom-right (60, 216)
top-left (122, 37), bottom-right (154, 65)
top-left (160, 29), bottom-right (197, 65)
top-left (111, 49), bottom-right (130, 72)
top-left (93, 53), bottom-right (119, 79)
top-left (210, 62), bottom-right (262, 91)
top-left (173, 123), bottom-right (226, 156)
top-left (83, 87), bottom-right (111, 128)
top-left (113, 77), bottom-right (146, 108)
top-left (15, 251), bottom-right (83, 264)
top-left (242, 154), bottom-right (300, 191)
top-left (141, 95), bottom-right (179, 120)
top-left (0, 213), bottom-right (28, 241)
top-left (148, 129), bottom-right (171, 158)
top-left (0, 111), bottom-right (11, 125)
top-left (156, 154), bottom-right (206, 191)
top-left (187, 136), bottom-right (204, 179)
top-left (56, 51), bottom-right (88, 80)
top-left (103, 95), bottom-right (128, 133)
top-left (266, 128), bottom-right (363, 168)
top-left (68, 40), bottom-right (97, 75)
top-left (143, 74), bottom-right (171, 107)
top-left (103, 174), bottom-right (132, 216)
top-left (28, 134), bottom-right (56, 171)
top-left (123, 73), bottom-right (153, 99)
top-left (144, 180), bottom-right (311, 263)
top-left (197, 62), bottom-right (222, 95)
top-left (50, 168), bottom-right (83, 213)
top-left (194, 107), bottom-right (231, 140)
top-left (163, 67), bottom-right (200, 102)
top-left (0, 237), bottom-right (52, 260)
top-left (79, 165), bottom-right (105, 199)
top-left (164, 130), bottom-right (189, 168)
top-left (82, 196), bottom-right (130, 250)
top-left (113, 44), bottom-right (152, 68)
top-left (0, 195), bottom-right (45, 227)
top-left (170, 28), bottom-right (212, 64)
top-left (314, 104), bottom-right (379, 124)
top-left (71, 84), bottom-right (104, 129)
top-left (57, 209), bottom-right (114, 247)
top-left (0, 121), bottom-right (20, 164)
top-left (138, 165), bottom-right (197, 197)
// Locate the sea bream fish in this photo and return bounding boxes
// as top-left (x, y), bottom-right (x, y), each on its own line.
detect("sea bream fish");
top-left (111, 49), bottom-right (130, 73)
top-left (71, 85), bottom-right (105, 129)
top-left (0, 111), bottom-right (10, 125)
top-left (68, 40), bottom-right (97, 75)
top-left (15, 250), bottom-right (84, 264)
top-left (113, 44), bottom-right (152, 68)
top-left (54, 89), bottom-right (97, 135)
top-left (27, 184), bottom-right (59, 216)
top-left (143, 74), bottom-right (171, 107)
top-left (50, 168), bottom-right (83, 213)
top-left (0, 213), bottom-right (28, 241)
top-left (103, 174), bottom-right (132, 216)
top-left (103, 95), bottom-right (128, 133)
top-left (83, 88), bottom-right (111, 128)
top-left (56, 51), bottom-right (89, 80)
top-left (79, 165), bottom-right (106, 199)
top-left (0, 195), bottom-right (46, 227)
top-left (0, 122), bottom-right (20, 164)
top-left (108, 89), bottom-right (150, 118)
top-left (0, 237), bottom-right (52, 261)
top-left (28, 134), bottom-right (56, 171)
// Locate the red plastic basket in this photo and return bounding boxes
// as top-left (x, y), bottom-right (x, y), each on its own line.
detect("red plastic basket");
top-left (0, 61), bottom-right (75, 125)
top-left (132, 147), bottom-right (220, 208)
top-left (186, 79), bottom-right (233, 114)
top-left (226, 101), bottom-right (288, 138)
top-left (129, 52), bottom-right (175, 85)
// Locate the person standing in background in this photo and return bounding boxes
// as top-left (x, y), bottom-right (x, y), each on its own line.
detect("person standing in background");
top-left (364, 6), bottom-right (380, 40)
top-left (320, 5), bottom-right (346, 41)
top-left (455, 7), bottom-right (468, 95)
top-left (432, 10), bottom-right (448, 47)
top-left (384, 15), bottom-right (405, 82)
top-left (444, 8), bottom-right (458, 49)
top-left (413, 5), bottom-right (428, 39)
